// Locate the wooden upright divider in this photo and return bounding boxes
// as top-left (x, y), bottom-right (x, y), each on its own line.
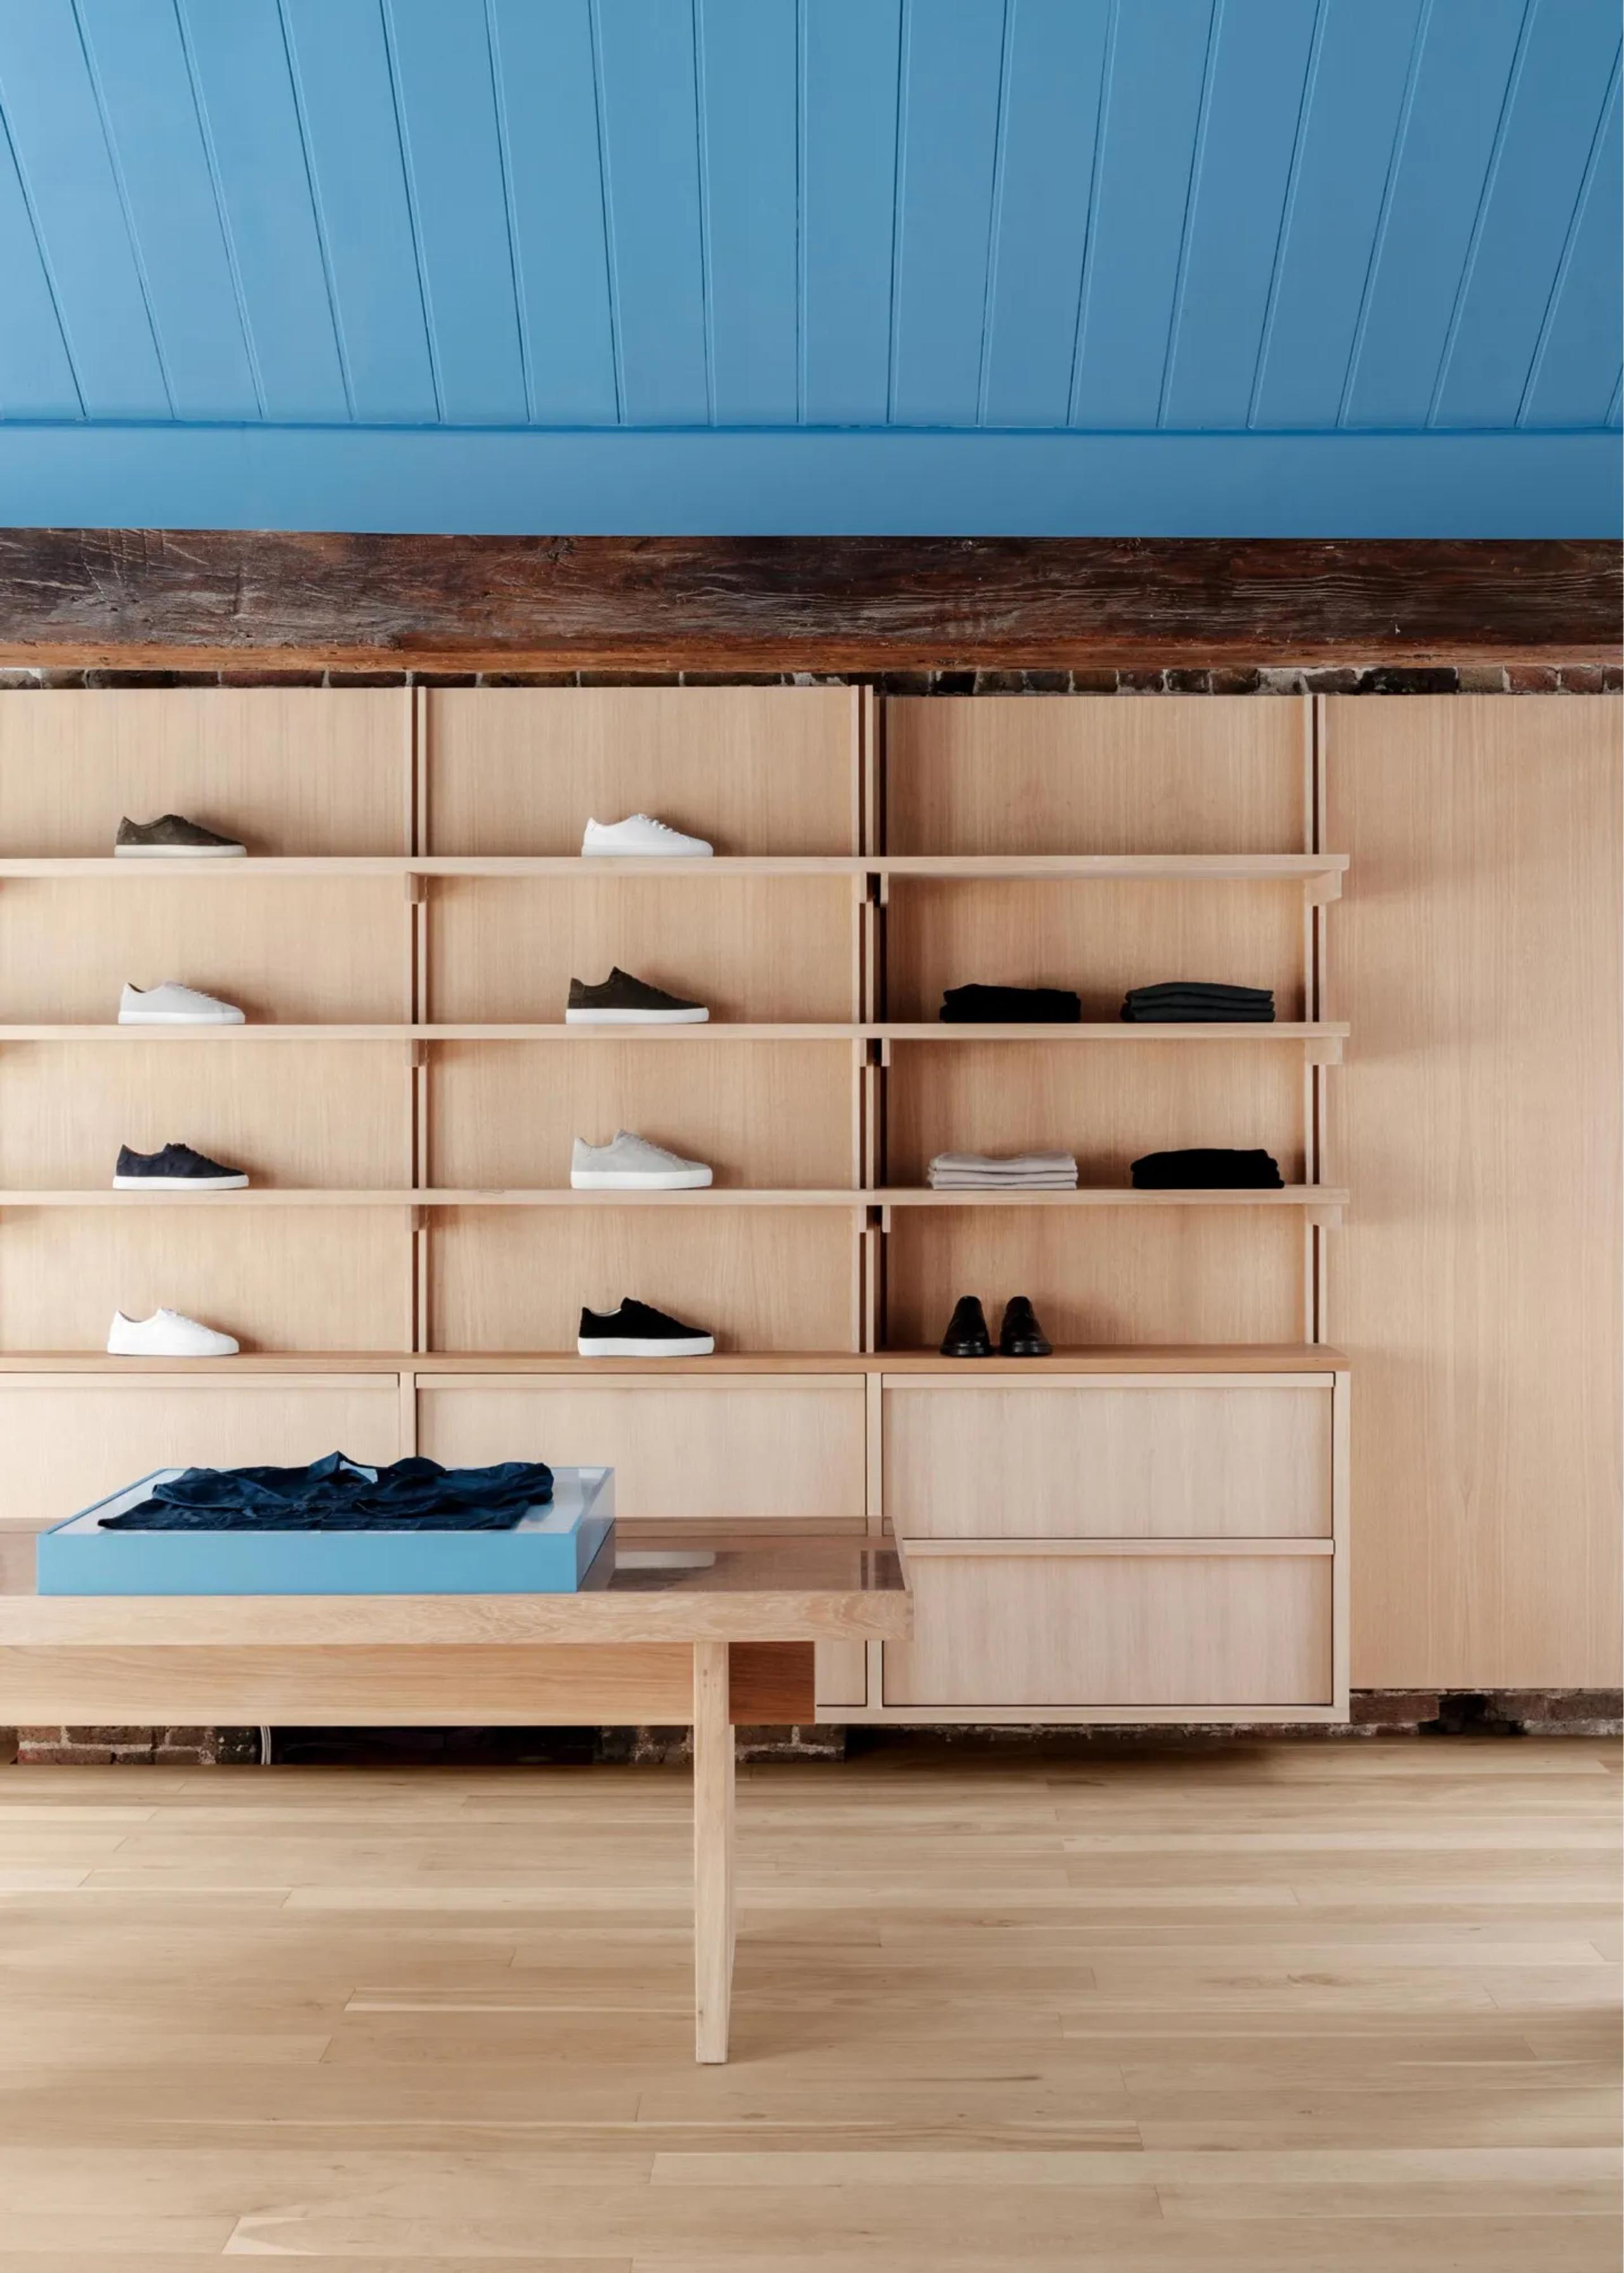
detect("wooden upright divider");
top-left (0, 685), bottom-right (1351, 1725)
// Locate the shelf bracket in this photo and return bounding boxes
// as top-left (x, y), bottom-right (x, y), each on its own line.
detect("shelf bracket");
top-left (1306, 1036), bottom-right (1343, 1066)
top-left (1306, 1202), bottom-right (1344, 1230)
top-left (1305, 873), bottom-right (1342, 906)
top-left (405, 873), bottom-right (428, 904)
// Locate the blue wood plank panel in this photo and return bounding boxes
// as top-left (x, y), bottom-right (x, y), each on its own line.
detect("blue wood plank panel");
top-left (696, 0), bottom-right (797, 423)
top-left (800, 0), bottom-right (901, 425)
top-left (1433, 0), bottom-right (1621, 426)
top-left (0, 112), bottom-right (79, 417)
top-left (889, 0), bottom-right (1007, 426)
top-left (75, 0), bottom-right (258, 419)
top-left (1521, 61), bottom-right (1622, 428)
top-left (488, 0), bottom-right (617, 424)
top-left (0, 0), bottom-right (167, 415)
top-left (383, 0), bottom-right (526, 423)
top-left (0, 423), bottom-right (1613, 536)
top-left (280, 0), bottom-right (436, 422)
top-left (1071, 0), bottom-right (1215, 430)
top-left (178, 0), bottom-right (349, 422)
top-left (1162, 0), bottom-right (1320, 430)
top-left (1251, 0), bottom-right (1424, 430)
top-left (1342, 0), bottom-right (1528, 429)
top-left (979, 0), bottom-right (1108, 428)
top-left (593, 0), bottom-right (709, 425)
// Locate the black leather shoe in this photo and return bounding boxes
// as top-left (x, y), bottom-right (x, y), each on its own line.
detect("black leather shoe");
top-left (939, 1295), bottom-right (993, 1357)
top-left (999, 1295), bottom-right (1052, 1357)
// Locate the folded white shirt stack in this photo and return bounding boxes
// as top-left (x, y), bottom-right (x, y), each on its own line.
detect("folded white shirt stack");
top-left (927, 1149), bottom-right (1079, 1189)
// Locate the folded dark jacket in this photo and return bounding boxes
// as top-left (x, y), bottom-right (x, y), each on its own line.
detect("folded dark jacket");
top-left (103, 1451), bottom-right (554, 1532)
top-left (1130, 1148), bottom-right (1284, 1189)
top-left (1125, 980), bottom-right (1273, 1003)
top-left (941, 983), bottom-right (1082, 1023)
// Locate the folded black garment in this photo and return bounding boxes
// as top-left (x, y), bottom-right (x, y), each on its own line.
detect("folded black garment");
top-left (102, 1451), bottom-right (554, 1532)
top-left (1130, 1147), bottom-right (1284, 1189)
top-left (941, 983), bottom-right (1082, 1023)
top-left (1123, 1004), bottom-right (1276, 1022)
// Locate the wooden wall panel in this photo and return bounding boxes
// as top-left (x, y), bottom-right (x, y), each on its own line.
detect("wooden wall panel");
top-left (425, 687), bottom-right (857, 853)
top-left (0, 1376), bottom-right (402, 1527)
top-left (0, 1043), bottom-right (409, 1190)
top-left (884, 1209), bottom-right (1305, 1350)
top-left (427, 876), bottom-right (855, 1024)
top-left (429, 1208), bottom-right (856, 1354)
top-left (884, 695), bottom-right (1307, 855)
top-left (884, 879), bottom-right (1305, 1020)
top-left (0, 688), bottom-right (408, 855)
top-left (0, 1209), bottom-right (409, 1353)
top-left (1326, 695), bottom-right (1622, 1688)
top-left (418, 1378), bottom-right (867, 1523)
top-left (0, 878), bottom-right (408, 1024)
top-left (430, 1041), bottom-right (852, 1190)
top-left (884, 1037), bottom-right (1304, 1186)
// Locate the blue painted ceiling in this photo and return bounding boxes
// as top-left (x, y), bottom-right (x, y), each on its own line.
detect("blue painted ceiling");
top-left (0, 0), bottom-right (1617, 534)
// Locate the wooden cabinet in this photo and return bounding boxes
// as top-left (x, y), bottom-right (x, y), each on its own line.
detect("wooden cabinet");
top-left (851, 1369), bottom-right (1349, 1724)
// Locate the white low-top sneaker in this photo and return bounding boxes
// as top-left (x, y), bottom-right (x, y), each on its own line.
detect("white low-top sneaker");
top-left (581, 814), bottom-right (714, 857)
top-left (119, 982), bottom-right (246, 1025)
top-left (570, 1131), bottom-right (713, 1190)
top-left (107, 1308), bottom-right (240, 1357)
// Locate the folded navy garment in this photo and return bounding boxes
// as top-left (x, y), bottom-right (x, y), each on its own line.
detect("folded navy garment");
top-left (1122, 980), bottom-right (1274, 1023)
top-left (102, 1451), bottom-right (554, 1532)
top-left (1130, 1148), bottom-right (1284, 1190)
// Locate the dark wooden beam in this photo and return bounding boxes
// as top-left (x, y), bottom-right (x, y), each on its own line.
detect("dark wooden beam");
top-left (0, 530), bottom-right (1615, 671)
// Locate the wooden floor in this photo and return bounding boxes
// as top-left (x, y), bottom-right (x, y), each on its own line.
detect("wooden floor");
top-left (0, 1738), bottom-right (1617, 2269)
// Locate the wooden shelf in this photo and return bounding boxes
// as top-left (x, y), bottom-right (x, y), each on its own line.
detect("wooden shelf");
top-left (0, 1345), bottom-right (1350, 1377)
top-left (0, 851), bottom-right (1349, 886)
top-left (0, 1185), bottom-right (1349, 1211)
top-left (0, 1021), bottom-right (1349, 1047)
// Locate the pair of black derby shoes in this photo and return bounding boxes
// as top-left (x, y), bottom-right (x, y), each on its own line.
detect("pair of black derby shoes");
top-left (940, 1294), bottom-right (1052, 1359)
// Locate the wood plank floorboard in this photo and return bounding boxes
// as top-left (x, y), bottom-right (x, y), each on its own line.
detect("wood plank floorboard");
top-left (0, 1739), bottom-right (1616, 2267)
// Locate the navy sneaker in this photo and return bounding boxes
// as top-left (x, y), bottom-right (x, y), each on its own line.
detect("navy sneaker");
top-left (113, 1142), bottom-right (249, 1191)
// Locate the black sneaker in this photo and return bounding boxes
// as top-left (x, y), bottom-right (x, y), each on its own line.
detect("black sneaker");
top-left (999, 1295), bottom-right (1052, 1357)
top-left (114, 814), bottom-right (246, 858)
top-left (566, 968), bottom-right (708, 1025)
top-left (939, 1295), bottom-right (993, 1358)
top-left (577, 1298), bottom-right (715, 1357)
top-left (113, 1142), bottom-right (249, 1191)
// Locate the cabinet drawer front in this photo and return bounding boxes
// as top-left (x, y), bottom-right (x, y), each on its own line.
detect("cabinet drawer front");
top-left (884, 1382), bottom-right (1331, 1538)
top-left (884, 1550), bottom-right (1332, 1708)
top-left (0, 1378), bottom-right (403, 1529)
top-left (417, 1380), bottom-right (867, 1524)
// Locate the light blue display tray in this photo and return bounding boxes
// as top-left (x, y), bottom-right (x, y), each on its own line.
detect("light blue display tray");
top-left (38, 1465), bottom-right (615, 1596)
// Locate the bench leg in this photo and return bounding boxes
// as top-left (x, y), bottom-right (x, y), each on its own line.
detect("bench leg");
top-left (692, 1638), bottom-right (735, 2064)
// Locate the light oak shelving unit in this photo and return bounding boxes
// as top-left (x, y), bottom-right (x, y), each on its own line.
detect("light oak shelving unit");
top-left (0, 685), bottom-right (1350, 1723)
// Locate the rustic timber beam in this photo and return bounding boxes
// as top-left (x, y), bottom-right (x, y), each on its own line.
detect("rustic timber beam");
top-left (0, 530), bottom-right (1615, 673)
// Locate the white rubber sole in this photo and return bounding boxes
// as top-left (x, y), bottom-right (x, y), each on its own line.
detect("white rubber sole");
top-left (112, 844), bottom-right (246, 857)
top-left (106, 1340), bottom-right (239, 1357)
top-left (570, 1168), bottom-right (712, 1190)
top-left (564, 1006), bottom-right (708, 1024)
top-left (117, 1012), bottom-right (245, 1025)
top-left (576, 1334), bottom-right (715, 1357)
top-left (580, 845), bottom-right (713, 859)
top-left (112, 1173), bottom-right (250, 1190)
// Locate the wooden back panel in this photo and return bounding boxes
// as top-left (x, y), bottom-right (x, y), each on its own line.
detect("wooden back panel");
top-left (0, 689), bottom-right (409, 854)
top-left (425, 687), bottom-right (858, 853)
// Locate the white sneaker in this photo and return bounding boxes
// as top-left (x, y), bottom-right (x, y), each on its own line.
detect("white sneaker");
top-left (570, 1131), bottom-right (713, 1190)
top-left (119, 982), bottom-right (245, 1026)
top-left (107, 1308), bottom-right (240, 1357)
top-left (581, 814), bottom-right (714, 857)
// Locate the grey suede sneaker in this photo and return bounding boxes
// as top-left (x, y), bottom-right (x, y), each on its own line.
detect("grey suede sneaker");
top-left (114, 814), bottom-right (246, 857)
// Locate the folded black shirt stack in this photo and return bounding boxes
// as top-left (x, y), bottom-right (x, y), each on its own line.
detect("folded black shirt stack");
top-left (1121, 981), bottom-right (1274, 1023)
top-left (1130, 1148), bottom-right (1284, 1189)
top-left (941, 983), bottom-right (1082, 1023)
top-left (102, 1452), bottom-right (555, 1532)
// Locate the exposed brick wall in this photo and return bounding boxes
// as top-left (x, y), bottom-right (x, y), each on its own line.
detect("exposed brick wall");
top-left (0, 662), bottom-right (1618, 695)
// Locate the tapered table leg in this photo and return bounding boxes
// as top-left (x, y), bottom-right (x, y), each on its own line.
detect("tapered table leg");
top-left (691, 1638), bottom-right (735, 2064)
